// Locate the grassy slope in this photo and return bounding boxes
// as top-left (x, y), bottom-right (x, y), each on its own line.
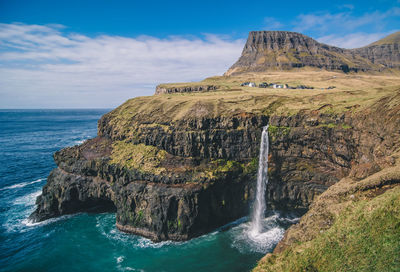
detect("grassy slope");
top-left (254, 158), bottom-right (400, 272)
top-left (104, 70), bottom-right (399, 174)
top-left (370, 31), bottom-right (400, 46)
top-left (107, 71), bottom-right (400, 127)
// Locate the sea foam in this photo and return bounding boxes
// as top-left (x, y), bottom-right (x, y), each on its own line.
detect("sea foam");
top-left (0, 178), bottom-right (44, 191)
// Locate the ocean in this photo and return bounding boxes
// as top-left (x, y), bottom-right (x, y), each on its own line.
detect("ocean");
top-left (0, 109), bottom-right (298, 272)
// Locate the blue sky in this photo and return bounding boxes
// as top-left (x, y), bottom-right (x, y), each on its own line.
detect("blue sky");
top-left (0, 0), bottom-right (399, 108)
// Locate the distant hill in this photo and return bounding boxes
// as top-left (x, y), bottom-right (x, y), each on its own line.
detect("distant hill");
top-left (225, 31), bottom-right (400, 75)
top-left (350, 31), bottom-right (400, 69)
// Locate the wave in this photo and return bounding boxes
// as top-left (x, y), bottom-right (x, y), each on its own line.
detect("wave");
top-left (13, 190), bottom-right (42, 206)
top-left (22, 213), bottom-right (77, 228)
top-left (0, 178), bottom-right (44, 191)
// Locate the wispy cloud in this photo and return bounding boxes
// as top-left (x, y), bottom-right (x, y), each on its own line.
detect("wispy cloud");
top-left (0, 23), bottom-right (245, 108)
top-left (293, 7), bottom-right (400, 34)
top-left (263, 17), bottom-right (284, 30)
top-left (261, 7), bottom-right (399, 48)
top-left (317, 32), bottom-right (393, 48)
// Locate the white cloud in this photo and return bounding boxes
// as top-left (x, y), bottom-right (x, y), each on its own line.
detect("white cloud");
top-left (293, 7), bottom-right (400, 34)
top-left (258, 7), bottom-right (400, 48)
top-left (0, 23), bottom-right (245, 108)
top-left (263, 17), bottom-right (284, 30)
top-left (317, 31), bottom-right (394, 48)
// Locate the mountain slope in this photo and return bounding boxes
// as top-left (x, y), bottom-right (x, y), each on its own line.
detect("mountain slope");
top-left (350, 31), bottom-right (400, 69)
top-left (226, 31), bottom-right (400, 75)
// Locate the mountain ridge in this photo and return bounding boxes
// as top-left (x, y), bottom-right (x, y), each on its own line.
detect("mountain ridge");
top-left (226, 30), bottom-right (400, 75)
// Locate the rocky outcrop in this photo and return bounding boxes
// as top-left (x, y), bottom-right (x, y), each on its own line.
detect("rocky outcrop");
top-left (155, 85), bottom-right (219, 95)
top-left (30, 136), bottom-right (256, 241)
top-left (225, 31), bottom-right (400, 75)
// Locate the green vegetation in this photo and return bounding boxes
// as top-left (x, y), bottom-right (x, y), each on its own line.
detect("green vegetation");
top-left (268, 125), bottom-right (290, 141)
top-left (133, 210), bottom-right (144, 225)
top-left (110, 141), bottom-right (167, 174)
top-left (319, 123), bottom-right (337, 128)
top-left (167, 219), bottom-right (182, 231)
top-left (244, 157), bottom-right (258, 175)
top-left (217, 160), bottom-right (242, 173)
top-left (316, 123), bottom-right (353, 129)
top-left (205, 160), bottom-right (244, 179)
top-left (200, 158), bottom-right (261, 181)
top-left (255, 186), bottom-right (400, 272)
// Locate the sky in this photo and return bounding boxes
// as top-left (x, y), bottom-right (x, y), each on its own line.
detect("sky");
top-left (0, 0), bottom-right (399, 108)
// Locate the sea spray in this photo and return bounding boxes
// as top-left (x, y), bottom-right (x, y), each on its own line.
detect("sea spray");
top-left (250, 125), bottom-right (269, 235)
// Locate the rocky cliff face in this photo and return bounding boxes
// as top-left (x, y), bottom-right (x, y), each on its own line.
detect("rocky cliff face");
top-left (31, 136), bottom-right (256, 241)
top-left (350, 31), bottom-right (400, 69)
top-left (30, 87), bottom-right (400, 241)
top-left (351, 43), bottom-right (400, 68)
top-left (226, 31), bottom-right (400, 75)
top-left (155, 85), bottom-right (219, 95)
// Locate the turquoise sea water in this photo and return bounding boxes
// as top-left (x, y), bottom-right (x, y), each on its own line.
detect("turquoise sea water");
top-left (0, 109), bottom-right (299, 272)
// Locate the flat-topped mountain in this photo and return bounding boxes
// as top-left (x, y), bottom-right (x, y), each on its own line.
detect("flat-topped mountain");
top-left (226, 31), bottom-right (400, 75)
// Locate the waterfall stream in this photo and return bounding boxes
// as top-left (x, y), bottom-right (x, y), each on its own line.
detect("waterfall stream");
top-left (235, 125), bottom-right (300, 252)
top-left (250, 125), bottom-right (269, 235)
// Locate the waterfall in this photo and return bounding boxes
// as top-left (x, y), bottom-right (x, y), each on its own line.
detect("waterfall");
top-left (250, 125), bottom-right (269, 235)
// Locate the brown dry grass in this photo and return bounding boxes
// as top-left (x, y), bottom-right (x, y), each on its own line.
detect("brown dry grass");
top-left (107, 71), bottom-right (400, 126)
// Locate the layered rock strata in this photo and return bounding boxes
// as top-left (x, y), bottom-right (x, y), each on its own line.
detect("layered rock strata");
top-left (226, 31), bottom-right (400, 75)
top-left (30, 89), bottom-right (400, 241)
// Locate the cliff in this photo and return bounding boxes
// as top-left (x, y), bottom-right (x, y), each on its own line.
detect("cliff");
top-left (30, 69), bottom-right (400, 242)
top-left (155, 84), bottom-right (219, 95)
top-left (350, 31), bottom-right (400, 69)
top-left (225, 31), bottom-right (400, 75)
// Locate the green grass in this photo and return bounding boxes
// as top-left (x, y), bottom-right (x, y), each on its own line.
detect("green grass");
top-left (268, 125), bottom-right (290, 141)
top-left (255, 186), bottom-right (400, 272)
top-left (110, 141), bottom-right (167, 174)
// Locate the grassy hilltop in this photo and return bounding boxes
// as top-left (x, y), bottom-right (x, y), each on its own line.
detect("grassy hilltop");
top-left (108, 70), bottom-right (400, 124)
